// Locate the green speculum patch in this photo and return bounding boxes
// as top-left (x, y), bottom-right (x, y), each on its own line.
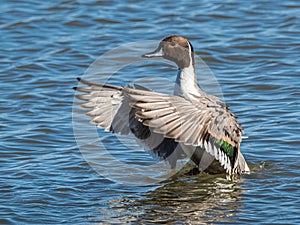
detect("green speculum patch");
top-left (214, 138), bottom-right (235, 159)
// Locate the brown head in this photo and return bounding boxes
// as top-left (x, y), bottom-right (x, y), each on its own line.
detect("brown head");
top-left (142, 35), bottom-right (194, 69)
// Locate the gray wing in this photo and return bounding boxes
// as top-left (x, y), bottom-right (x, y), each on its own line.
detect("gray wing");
top-left (124, 87), bottom-right (249, 174)
top-left (75, 79), bottom-right (129, 134)
top-left (75, 78), bottom-right (185, 168)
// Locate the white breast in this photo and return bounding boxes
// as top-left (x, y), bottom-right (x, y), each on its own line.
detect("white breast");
top-left (174, 63), bottom-right (200, 100)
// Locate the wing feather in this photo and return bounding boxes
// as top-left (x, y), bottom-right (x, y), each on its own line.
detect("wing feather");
top-left (125, 87), bottom-right (245, 173)
top-left (75, 78), bottom-right (248, 174)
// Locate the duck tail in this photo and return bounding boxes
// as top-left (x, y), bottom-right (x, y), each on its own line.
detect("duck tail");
top-left (233, 150), bottom-right (250, 174)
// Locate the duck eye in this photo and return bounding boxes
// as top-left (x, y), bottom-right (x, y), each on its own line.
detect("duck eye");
top-left (170, 42), bottom-right (176, 47)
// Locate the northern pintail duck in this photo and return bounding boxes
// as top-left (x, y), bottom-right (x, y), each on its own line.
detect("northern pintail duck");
top-left (75, 35), bottom-right (250, 175)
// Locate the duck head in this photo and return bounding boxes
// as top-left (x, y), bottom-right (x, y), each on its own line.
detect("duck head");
top-left (142, 35), bottom-right (195, 69)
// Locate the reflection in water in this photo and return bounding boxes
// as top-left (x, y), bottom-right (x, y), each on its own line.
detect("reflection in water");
top-left (99, 174), bottom-right (245, 224)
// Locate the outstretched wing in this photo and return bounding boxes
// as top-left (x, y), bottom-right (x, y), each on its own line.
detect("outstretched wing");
top-left (75, 78), bottom-right (249, 174)
top-left (74, 78), bottom-right (185, 168)
top-left (124, 87), bottom-right (248, 174)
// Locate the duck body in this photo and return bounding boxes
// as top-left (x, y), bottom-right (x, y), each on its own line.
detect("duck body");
top-left (76, 35), bottom-right (250, 175)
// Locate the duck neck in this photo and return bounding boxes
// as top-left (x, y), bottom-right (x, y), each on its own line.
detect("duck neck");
top-left (174, 62), bottom-right (200, 98)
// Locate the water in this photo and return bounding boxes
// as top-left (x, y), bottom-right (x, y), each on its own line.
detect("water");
top-left (1, 0), bottom-right (300, 224)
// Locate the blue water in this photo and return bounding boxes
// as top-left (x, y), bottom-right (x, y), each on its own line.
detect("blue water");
top-left (1, 0), bottom-right (300, 224)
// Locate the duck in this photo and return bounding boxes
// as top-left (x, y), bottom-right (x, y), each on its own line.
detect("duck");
top-left (75, 35), bottom-right (250, 175)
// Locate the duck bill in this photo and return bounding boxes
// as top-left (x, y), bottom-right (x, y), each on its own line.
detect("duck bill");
top-left (142, 47), bottom-right (163, 58)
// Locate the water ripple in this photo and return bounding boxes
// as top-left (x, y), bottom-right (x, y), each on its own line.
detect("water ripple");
top-left (1, 0), bottom-right (300, 224)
